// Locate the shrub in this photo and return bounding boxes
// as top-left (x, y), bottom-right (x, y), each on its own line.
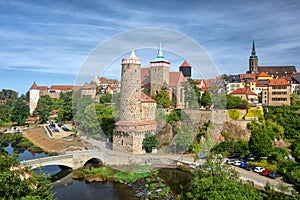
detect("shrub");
top-left (228, 109), bottom-right (240, 120)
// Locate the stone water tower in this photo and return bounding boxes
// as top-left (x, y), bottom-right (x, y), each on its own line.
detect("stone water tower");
top-left (113, 49), bottom-right (157, 154)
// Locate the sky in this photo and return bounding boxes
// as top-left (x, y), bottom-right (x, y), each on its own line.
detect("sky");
top-left (1, 0), bottom-right (300, 95)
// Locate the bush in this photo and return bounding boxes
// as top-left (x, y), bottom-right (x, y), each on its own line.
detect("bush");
top-left (228, 109), bottom-right (240, 120)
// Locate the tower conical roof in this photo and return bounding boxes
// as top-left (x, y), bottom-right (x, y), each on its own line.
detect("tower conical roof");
top-left (151, 43), bottom-right (169, 63)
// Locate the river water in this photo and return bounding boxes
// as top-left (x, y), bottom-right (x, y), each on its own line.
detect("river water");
top-left (6, 144), bottom-right (192, 200)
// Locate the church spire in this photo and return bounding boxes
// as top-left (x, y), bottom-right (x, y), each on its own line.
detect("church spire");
top-left (251, 39), bottom-right (256, 56)
top-left (249, 39), bottom-right (258, 73)
top-left (151, 43), bottom-right (169, 63)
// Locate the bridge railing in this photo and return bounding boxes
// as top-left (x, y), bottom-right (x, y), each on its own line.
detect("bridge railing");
top-left (21, 154), bottom-right (73, 167)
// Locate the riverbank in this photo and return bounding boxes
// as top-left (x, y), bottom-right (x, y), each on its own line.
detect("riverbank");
top-left (72, 164), bottom-right (177, 199)
top-left (22, 127), bottom-right (84, 153)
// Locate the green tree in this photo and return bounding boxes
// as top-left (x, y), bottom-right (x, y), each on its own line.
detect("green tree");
top-left (11, 100), bottom-right (29, 125)
top-left (95, 103), bottom-right (118, 139)
top-left (226, 94), bottom-right (248, 109)
top-left (175, 123), bottom-right (194, 153)
top-left (248, 129), bottom-right (272, 157)
top-left (142, 132), bottom-right (158, 153)
top-left (33, 95), bottom-right (52, 123)
top-left (0, 104), bottom-right (11, 123)
top-left (0, 155), bottom-right (53, 199)
top-left (179, 156), bottom-right (264, 200)
top-left (183, 78), bottom-right (200, 108)
top-left (100, 94), bottom-right (112, 104)
top-left (291, 140), bottom-right (300, 162)
top-left (200, 91), bottom-right (211, 107)
top-left (57, 91), bottom-right (73, 122)
top-left (152, 87), bottom-right (172, 108)
top-left (80, 103), bottom-right (102, 137)
top-left (73, 96), bottom-right (94, 126)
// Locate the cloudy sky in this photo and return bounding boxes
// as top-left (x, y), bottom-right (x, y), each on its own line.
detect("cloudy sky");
top-left (1, 0), bottom-right (300, 94)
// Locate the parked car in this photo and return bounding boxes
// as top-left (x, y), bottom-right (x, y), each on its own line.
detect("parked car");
top-left (198, 154), bottom-right (207, 159)
top-left (228, 153), bottom-right (241, 159)
top-left (254, 167), bottom-right (265, 173)
top-left (245, 164), bottom-right (256, 171)
top-left (260, 169), bottom-right (271, 176)
top-left (269, 171), bottom-right (280, 179)
top-left (239, 162), bottom-right (248, 169)
top-left (225, 159), bottom-right (235, 165)
top-left (62, 126), bottom-right (70, 131)
top-left (233, 160), bottom-right (242, 166)
top-left (245, 154), bottom-right (257, 161)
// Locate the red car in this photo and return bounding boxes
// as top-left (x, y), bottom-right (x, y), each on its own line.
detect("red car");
top-left (260, 169), bottom-right (270, 176)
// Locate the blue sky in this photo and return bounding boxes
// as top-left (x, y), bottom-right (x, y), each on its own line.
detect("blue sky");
top-left (1, 0), bottom-right (300, 95)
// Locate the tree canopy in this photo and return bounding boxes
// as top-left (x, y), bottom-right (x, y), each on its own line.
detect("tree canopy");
top-left (11, 100), bottom-right (29, 125)
top-left (180, 156), bottom-right (264, 200)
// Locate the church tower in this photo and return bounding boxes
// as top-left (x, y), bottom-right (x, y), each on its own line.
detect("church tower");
top-left (150, 43), bottom-right (170, 96)
top-left (113, 49), bottom-right (157, 154)
top-left (249, 40), bottom-right (258, 73)
top-left (179, 60), bottom-right (192, 79)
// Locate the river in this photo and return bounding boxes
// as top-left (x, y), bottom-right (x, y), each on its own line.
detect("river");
top-left (5, 144), bottom-right (192, 200)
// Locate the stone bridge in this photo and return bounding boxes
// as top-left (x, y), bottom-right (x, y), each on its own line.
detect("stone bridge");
top-left (20, 150), bottom-right (146, 170)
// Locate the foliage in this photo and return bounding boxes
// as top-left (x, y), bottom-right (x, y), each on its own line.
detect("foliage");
top-left (211, 140), bottom-right (249, 156)
top-left (33, 95), bottom-right (52, 123)
top-left (244, 108), bottom-right (264, 120)
top-left (143, 132), bottom-right (158, 153)
top-left (95, 104), bottom-right (118, 139)
top-left (0, 89), bottom-right (18, 102)
top-left (183, 78), bottom-right (200, 108)
top-left (263, 106), bottom-right (300, 140)
top-left (247, 160), bottom-right (277, 171)
top-left (0, 155), bottom-right (53, 200)
top-left (228, 109), bottom-right (240, 120)
top-left (248, 129), bottom-right (272, 157)
top-left (226, 94), bottom-right (249, 109)
top-left (200, 91), bottom-right (211, 107)
top-left (270, 147), bottom-right (289, 162)
top-left (100, 94), bottom-right (112, 104)
top-left (57, 91), bottom-right (73, 122)
top-left (73, 96), bottom-right (94, 126)
top-left (166, 109), bottom-right (190, 124)
top-left (152, 87), bottom-right (173, 108)
top-left (155, 110), bottom-right (167, 122)
top-left (11, 100), bottom-right (29, 125)
top-left (0, 103), bottom-right (11, 123)
top-left (174, 123), bottom-right (194, 153)
top-left (179, 156), bottom-right (264, 200)
top-left (291, 140), bottom-right (300, 162)
top-left (80, 103), bottom-right (102, 137)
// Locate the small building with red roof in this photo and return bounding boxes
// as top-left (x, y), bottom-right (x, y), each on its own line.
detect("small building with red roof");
top-left (230, 88), bottom-right (258, 105)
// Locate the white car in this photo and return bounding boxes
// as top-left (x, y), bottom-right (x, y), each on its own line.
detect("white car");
top-left (225, 159), bottom-right (235, 165)
top-left (253, 167), bottom-right (265, 173)
top-left (233, 160), bottom-right (241, 166)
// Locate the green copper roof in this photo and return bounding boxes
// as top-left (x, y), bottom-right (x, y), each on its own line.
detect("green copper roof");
top-left (151, 43), bottom-right (169, 63)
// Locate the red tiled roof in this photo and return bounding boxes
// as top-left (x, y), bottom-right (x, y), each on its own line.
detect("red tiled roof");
top-left (239, 73), bottom-right (257, 81)
top-left (50, 85), bottom-right (74, 90)
top-left (268, 78), bottom-right (290, 86)
top-left (141, 67), bottom-right (150, 87)
top-left (258, 66), bottom-right (297, 77)
top-left (169, 72), bottom-right (186, 87)
top-left (141, 93), bottom-right (156, 103)
top-left (230, 88), bottom-right (257, 96)
top-left (81, 84), bottom-right (96, 89)
top-left (194, 79), bottom-right (203, 83)
top-left (180, 60), bottom-right (191, 67)
top-left (30, 82), bottom-right (48, 90)
top-left (108, 85), bottom-right (116, 90)
top-left (258, 71), bottom-right (271, 77)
